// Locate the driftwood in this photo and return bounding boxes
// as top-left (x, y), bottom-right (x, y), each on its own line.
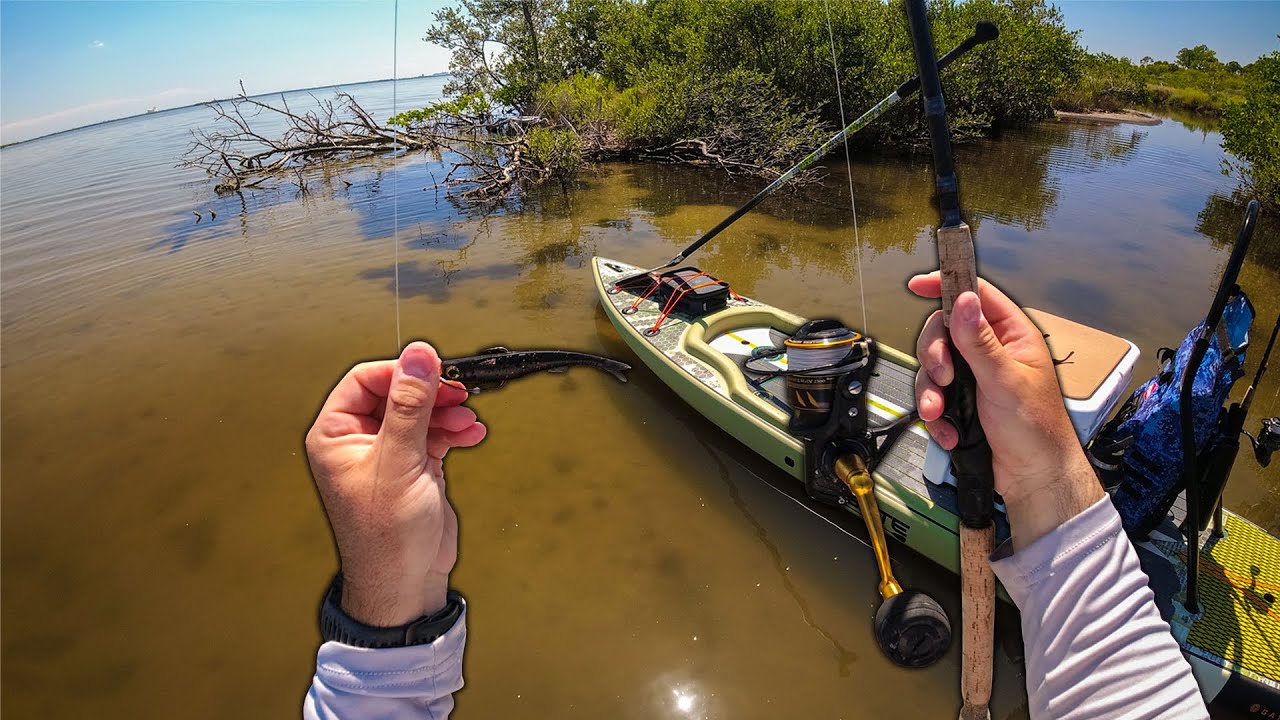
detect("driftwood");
top-left (182, 84), bottom-right (793, 203)
top-left (182, 82), bottom-right (431, 194)
top-left (640, 138), bottom-right (777, 175)
top-left (182, 83), bottom-right (559, 201)
top-left (434, 130), bottom-right (544, 199)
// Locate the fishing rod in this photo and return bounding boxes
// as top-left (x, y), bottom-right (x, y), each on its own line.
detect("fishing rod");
top-left (902, 1), bottom-right (996, 718)
top-left (612, 20), bottom-right (999, 290)
top-left (1182, 199), bottom-right (1259, 612)
top-left (1200, 307), bottom-right (1280, 537)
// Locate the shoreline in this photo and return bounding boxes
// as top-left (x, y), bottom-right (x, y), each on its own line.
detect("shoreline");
top-left (1053, 109), bottom-right (1163, 126)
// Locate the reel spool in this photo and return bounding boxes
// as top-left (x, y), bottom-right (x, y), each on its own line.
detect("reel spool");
top-left (782, 320), bottom-right (866, 434)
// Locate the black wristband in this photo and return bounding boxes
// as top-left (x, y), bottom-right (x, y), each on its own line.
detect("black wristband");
top-left (319, 574), bottom-right (464, 648)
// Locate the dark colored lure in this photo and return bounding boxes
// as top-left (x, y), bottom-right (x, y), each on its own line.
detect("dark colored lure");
top-left (440, 347), bottom-right (630, 391)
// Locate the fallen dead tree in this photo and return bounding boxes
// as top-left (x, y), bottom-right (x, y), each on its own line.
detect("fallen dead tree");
top-left (181, 85), bottom-right (802, 203)
top-left (182, 83), bottom-right (430, 194)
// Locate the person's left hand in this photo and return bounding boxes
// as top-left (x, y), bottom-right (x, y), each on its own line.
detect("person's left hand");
top-left (305, 341), bottom-right (486, 626)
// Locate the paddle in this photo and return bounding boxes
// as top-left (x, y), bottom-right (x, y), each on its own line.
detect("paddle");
top-left (612, 20), bottom-right (999, 290)
top-left (901, 2), bottom-right (997, 718)
top-left (1180, 199), bottom-right (1259, 612)
top-left (1202, 308), bottom-right (1279, 537)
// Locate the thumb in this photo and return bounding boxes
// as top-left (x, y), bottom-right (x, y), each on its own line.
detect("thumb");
top-left (948, 291), bottom-right (1013, 388)
top-left (376, 342), bottom-right (441, 476)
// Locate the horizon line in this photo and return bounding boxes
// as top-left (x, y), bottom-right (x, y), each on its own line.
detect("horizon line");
top-left (0, 71), bottom-right (452, 149)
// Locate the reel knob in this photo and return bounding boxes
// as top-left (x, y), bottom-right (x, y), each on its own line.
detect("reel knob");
top-left (874, 589), bottom-right (952, 668)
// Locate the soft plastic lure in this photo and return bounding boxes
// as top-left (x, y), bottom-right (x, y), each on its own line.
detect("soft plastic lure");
top-left (440, 347), bottom-right (630, 392)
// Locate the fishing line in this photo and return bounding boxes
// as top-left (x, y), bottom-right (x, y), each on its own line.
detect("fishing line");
top-left (823, 0), bottom-right (869, 336)
top-left (392, 0), bottom-right (402, 350)
top-left (733, 456), bottom-right (876, 554)
top-left (367, 0), bottom-right (404, 506)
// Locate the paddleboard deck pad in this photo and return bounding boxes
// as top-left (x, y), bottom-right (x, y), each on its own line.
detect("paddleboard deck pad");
top-left (594, 256), bottom-right (1280, 713)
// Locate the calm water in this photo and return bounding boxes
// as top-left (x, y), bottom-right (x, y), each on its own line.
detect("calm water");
top-left (3, 77), bottom-right (1277, 719)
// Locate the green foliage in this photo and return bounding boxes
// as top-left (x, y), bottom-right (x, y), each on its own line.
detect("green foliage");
top-left (424, 0), bottom-right (558, 108)
top-left (1148, 84), bottom-right (1219, 115)
top-left (427, 0), bottom-right (1083, 157)
top-left (1053, 52), bottom-right (1147, 112)
top-left (1177, 44), bottom-right (1220, 72)
top-left (534, 72), bottom-right (617, 128)
top-left (623, 66), bottom-right (827, 167)
top-left (1148, 65), bottom-right (1242, 101)
top-left (388, 93), bottom-right (493, 128)
top-left (533, 65), bottom-right (826, 172)
top-left (950, 0), bottom-right (1084, 126)
top-left (1220, 52), bottom-right (1280, 207)
top-left (1055, 45), bottom-right (1249, 116)
top-left (592, 0), bottom-right (1080, 143)
top-left (542, 0), bottom-right (607, 78)
top-left (525, 126), bottom-right (584, 177)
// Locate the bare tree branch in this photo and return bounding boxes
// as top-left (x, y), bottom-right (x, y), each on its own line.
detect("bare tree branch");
top-left (181, 86), bottom-right (790, 204)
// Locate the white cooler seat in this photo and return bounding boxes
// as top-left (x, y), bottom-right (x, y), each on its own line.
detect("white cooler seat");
top-left (924, 308), bottom-right (1140, 489)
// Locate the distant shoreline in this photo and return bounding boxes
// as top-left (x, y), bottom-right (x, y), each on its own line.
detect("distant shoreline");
top-left (0, 72), bottom-right (451, 150)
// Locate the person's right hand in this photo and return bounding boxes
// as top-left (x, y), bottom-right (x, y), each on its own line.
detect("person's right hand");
top-left (909, 272), bottom-right (1102, 547)
top-left (306, 342), bottom-right (486, 627)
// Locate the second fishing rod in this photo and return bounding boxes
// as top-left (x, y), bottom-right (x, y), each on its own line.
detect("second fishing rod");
top-left (612, 20), bottom-right (998, 290)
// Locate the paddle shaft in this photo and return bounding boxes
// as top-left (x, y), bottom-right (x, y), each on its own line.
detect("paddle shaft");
top-left (1182, 199), bottom-right (1259, 610)
top-left (1207, 310), bottom-right (1279, 535)
top-left (1242, 311), bottom-right (1280, 418)
top-left (903, 1), bottom-right (997, 717)
top-left (638, 22), bottom-right (998, 275)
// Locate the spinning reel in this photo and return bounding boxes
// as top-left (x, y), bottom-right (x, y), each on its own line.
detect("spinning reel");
top-left (750, 320), bottom-right (952, 668)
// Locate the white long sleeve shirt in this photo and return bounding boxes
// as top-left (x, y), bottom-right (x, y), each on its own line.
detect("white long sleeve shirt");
top-left (990, 497), bottom-right (1208, 719)
top-left (304, 498), bottom-right (1207, 719)
top-left (304, 604), bottom-right (466, 719)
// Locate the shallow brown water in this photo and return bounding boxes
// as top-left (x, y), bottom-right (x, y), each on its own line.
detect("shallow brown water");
top-left (3, 80), bottom-right (1277, 719)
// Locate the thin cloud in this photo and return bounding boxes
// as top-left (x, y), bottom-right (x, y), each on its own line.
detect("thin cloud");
top-left (0, 87), bottom-right (212, 143)
top-left (90, 40), bottom-right (105, 48)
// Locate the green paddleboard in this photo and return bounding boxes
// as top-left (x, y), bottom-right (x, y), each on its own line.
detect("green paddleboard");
top-left (594, 255), bottom-right (1280, 714)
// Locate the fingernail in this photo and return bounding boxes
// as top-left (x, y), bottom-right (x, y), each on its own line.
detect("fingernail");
top-left (401, 348), bottom-right (433, 380)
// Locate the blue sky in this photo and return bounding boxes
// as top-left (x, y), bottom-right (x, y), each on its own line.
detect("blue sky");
top-left (2, 0), bottom-right (1278, 144)
top-left (1057, 1), bottom-right (1279, 64)
top-left (0, 0), bottom-right (452, 143)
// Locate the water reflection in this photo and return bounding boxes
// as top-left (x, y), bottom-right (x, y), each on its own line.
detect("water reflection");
top-left (964, 122), bottom-right (1146, 231)
top-left (1194, 192), bottom-right (1280, 533)
top-left (151, 186), bottom-right (277, 252)
top-left (672, 686), bottom-right (697, 714)
top-left (1199, 192), bottom-right (1280, 274)
top-left (1162, 107), bottom-right (1223, 135)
